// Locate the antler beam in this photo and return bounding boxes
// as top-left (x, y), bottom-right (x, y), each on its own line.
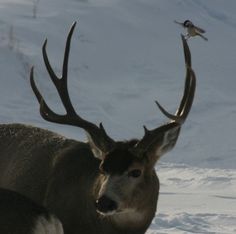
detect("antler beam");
top-left (132, 35), bottom-right (196, 158)
top-left (30, 22), bottom-right (115, 154)
top-left (30, 22), bottom-right (196, 160)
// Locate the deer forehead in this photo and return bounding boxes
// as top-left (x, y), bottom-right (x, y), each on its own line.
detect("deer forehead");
top-left (100, 148), bottom-right (145, 175)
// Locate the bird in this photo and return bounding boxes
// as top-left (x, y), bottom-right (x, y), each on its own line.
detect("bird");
top-left (174, 20), bottom-right (208, 41)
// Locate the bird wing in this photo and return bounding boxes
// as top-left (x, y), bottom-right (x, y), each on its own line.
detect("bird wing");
top-left (194, 25), bottom-right (206, 34)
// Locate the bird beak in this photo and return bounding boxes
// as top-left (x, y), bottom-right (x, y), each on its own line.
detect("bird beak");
top-left (174, 20), bottom-right (184, 26)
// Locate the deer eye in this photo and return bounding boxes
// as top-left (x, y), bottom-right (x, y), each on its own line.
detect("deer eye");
top-left (128, 169), bottom-right (142, 178)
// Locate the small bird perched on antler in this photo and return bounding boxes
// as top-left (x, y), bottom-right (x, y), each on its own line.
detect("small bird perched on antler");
top-left (174, 20), bottom-right (208, 41)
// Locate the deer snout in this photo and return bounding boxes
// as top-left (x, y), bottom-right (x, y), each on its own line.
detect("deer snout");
top-left (95, 195), bottom-right (118, 214)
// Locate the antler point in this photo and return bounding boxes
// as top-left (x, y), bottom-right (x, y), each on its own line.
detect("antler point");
top-left (43, 39), bottom-right (48, 49)
top-left (155, 100), bottom-right (162, 109)
top-left (30, 66), bottom-right (34, 73)
top-left (143, 125), bottom-right (149, 134)
top-left (99, 122), bottom-right (105, 131)
top-left (69, 22), bottom-right (77, 34)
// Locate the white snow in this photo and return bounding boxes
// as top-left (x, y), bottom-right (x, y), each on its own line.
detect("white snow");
top-left (0, 0), bottom-right (236, 233)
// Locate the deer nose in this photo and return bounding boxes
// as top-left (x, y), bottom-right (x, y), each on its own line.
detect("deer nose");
top-left (95, 195), bottom-right (118, 213)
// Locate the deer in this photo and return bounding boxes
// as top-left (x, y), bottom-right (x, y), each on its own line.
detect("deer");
top-left (0, 22), bottom-right (196, 234)
top-left (0, 188), bottom-right (64, 234)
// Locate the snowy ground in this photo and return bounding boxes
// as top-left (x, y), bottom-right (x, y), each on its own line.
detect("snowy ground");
top-left (0, 0), bottom-right (236, 233)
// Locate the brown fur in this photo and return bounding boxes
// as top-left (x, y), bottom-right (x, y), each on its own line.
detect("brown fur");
top-left (0, 123), bottom-right (159, 234)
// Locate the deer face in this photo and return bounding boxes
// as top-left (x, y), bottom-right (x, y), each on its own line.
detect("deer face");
top-left (94, 141), bottom-right (156, 217)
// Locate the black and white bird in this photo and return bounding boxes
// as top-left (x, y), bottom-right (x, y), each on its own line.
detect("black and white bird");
top-left (174, 20), bottom-right (208, 41)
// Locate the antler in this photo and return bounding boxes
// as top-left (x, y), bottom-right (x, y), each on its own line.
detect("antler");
top-left (132, 35), bottom-right (196, 158)
top-left (30, 22), bottom-right (115, 153)
top-left (30, 22), bottom-right (195, 160)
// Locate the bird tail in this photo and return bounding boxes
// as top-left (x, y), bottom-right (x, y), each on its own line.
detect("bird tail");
top-left (198, 33), bottom-right (208, 41)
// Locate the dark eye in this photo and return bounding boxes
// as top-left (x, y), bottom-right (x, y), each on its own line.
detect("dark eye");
top-left (128, 169), bottom-right (142, 178)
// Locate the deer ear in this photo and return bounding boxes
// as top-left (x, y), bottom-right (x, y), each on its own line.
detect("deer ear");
top-left (87, 134), bottom-right (106, 160)
top-left (131, 123), bottom-right (181, 168)
top-left (148, 124), bottom-right (181, 167)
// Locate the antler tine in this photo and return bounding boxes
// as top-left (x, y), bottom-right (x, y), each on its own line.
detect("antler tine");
top-left (30, 67), bottom-right (68, 123)
top-left (181, 34), bottom-right (191, 68)
top-left (42, 40), bottom-right (59, 84)
top-left (176, 34), bottom-right (192, 117)
top-left (42, 22), bottom-right (77, 115)
top-left (30, 22), bottom-right (116, 154)
top-left (30, 67), bottom-right (42, 104)
top-left (155, 35), bottom-right (193, 124)
top-left (178, 68), bottom-right (196, 120)
top-left (62, 22), bottom-right (76, 82)
top-left (174, 35), bottom-right (194, 123)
